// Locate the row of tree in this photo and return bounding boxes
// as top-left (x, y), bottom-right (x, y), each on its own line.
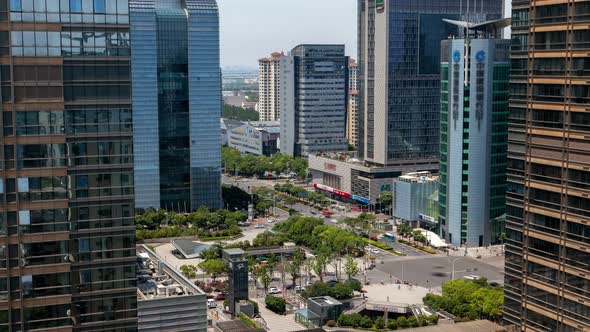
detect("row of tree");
top-left (422, 278), bottom-right (503, 322)
top-left (222, 146), bottom-right (308, 179)
top-left (223, 104), bottom-right (259, 121)
top-left (335, 313), bottom-right (438, 330)
top-left (273, 183), bottom-right (329, 207)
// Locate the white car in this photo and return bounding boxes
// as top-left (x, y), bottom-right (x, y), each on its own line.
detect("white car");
top-left (255, 224), bottom-right (265, 229)
top-left (267, 218), bottom-right (275, 223)
top-left (371, 248), bottom-right (380, 254)
top-left (268, 287), bottom-right (282, 294)
top-left (364, 246), bottom-right (371, 251)
top-left (463, 275), bottom-right (481, 281)
top-left (207, 299), bottom-right (217, 308)
top-left (330, 219), bottom-right (338, 223)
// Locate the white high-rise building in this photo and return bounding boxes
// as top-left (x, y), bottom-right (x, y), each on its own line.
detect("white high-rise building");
top-left (347, 59), bottom-right (359, 149)
top-left (258, 52), bottom-right (283, 121)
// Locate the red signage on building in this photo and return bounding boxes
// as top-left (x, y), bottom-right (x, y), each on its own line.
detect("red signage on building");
top-left (324, 162), bottom-right (337, 171)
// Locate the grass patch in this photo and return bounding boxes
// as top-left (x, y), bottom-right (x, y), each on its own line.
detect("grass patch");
top-left (199, 234), bottom-right (242, 242)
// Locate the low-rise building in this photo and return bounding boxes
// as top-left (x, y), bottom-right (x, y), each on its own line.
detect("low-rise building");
top-left (393, 172), bottom-right (439, 229)
top-left (227, 121), bottom-right (280, 156)
top-left (309, 153), bottom-right (429, 205)
top-left (295, 296), bottom-right (343, 328)
top-left (137, 245), bottom-right (208, 332)
top-left (221, 118), bottom-right (243, 146)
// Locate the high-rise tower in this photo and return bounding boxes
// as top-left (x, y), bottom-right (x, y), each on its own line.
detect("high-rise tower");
top-left (131, 0), bottom-right (222, 212)
top-left (258, 52), bottom-right (283, 122)
top-left (503, 1), bottom-right (590, 331)
top-left (0, 0), bottom-right (137, 330)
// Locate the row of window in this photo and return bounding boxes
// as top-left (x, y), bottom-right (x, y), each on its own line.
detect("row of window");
top-left (7, 0), bottom-right (129, 24)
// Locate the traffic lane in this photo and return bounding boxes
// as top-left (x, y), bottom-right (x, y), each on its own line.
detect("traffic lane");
top-left (374, 256), bottom-right (504, 288)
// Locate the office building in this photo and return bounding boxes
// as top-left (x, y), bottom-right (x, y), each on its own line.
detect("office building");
top-left (0, 0), bottom-right (137, 330)
top-left (227, 121), bottom-right (280, 156)
top-left (131, 0), bottom-right (222, 212)
top-left (439, 20), bottom-right (510, 247)
top-left (347, 59), bottom-right (359, 149)
top-left (137, 245), bottom-right (207, 332)
top-left (393, 172), bottom-right (439, 229)
top-left (503, 1), bottom-right (590, 331)
top-left (280, 44), bottom-right (349, 157)
top-left (258, 52), bottom-right (283, 121)
top-left (357, 0), bottom-right (502, 168)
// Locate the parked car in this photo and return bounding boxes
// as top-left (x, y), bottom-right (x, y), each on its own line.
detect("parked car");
top-left (207, 299), bottom-right (217, 308)
top-left (214, 294), bottom-right (225, 301)
top-left (255, 224), bottom-right (265, 229)
top-left (463, 275), bottom-right (481, 281)
top-left (268, 287), bottom-right (282, 294)
top-left (295, 285), bottom-right (304, 292)
top-left (267, 218), bottom-right (275, 223)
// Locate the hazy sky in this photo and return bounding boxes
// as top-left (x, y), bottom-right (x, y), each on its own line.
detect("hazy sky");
top-left (218, 0), bottom-right (357, 69)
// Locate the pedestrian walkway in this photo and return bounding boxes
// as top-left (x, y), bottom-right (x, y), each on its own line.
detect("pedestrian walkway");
top-left (254, 298), bottom-right (305, 332)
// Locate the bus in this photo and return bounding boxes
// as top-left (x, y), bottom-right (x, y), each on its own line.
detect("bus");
top-left (384, 232), bottom-right (395, 242)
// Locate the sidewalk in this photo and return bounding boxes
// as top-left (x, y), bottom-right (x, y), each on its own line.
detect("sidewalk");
top-left (255, 299), bottom-right (305, 332)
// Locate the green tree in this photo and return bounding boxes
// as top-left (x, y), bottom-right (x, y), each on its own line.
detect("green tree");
top-left (312, 254), bottom-right (326, 282)
top-left (258, 265), bottom-right (271, 294)
top-left (198, 259), bottom-right (226, 282)
top-left (179, 265), bottom-right (198, 279)
top-left (343, 254), bottom-right (360, 280)
top-left (255, 200), bottom-right (273, 216)
top-left (265, 295), bottom-right (286, 314)
top-left (222, 104), bottom-right (259, 121)
top-left (266, 254), bottom-right (277, 279)
top-left (329, 283), bottom-right (354, 300)
top-left (359, 315), bottom-right (373, 328)
top-left (378, 190), bottom-right (393, 206)
top-left (287, 249), bottom-right (305, 287)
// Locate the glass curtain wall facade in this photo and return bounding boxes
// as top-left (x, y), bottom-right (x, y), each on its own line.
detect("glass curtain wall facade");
top-left (503, 1), bottom-right (590, 331)
top-left (131, 0), bottom-right (221, 212)
top-left (357, 0), bottom-right (502, 167)
top-left (439, 38), bottom-right (510, 247)
top-left (0, 0), bottom-right (137, 331)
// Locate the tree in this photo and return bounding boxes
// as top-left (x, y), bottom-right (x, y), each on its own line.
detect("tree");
top-left (287, 249), bottom-right (305, 287)
top-left (378, 190), bottom-right (393, 206)
top-left (198, 259), bottom-right (226, 282)
top-left (222, 104), bottom-right (259, 121)
top-left (312, 255), bottom-right (326, 282)
top-left (266, 254), bottom-right (277, 279)
top-left (329, 283), bottom-right (354, 300)
top-left (359, 315), bottom-right (373, 328)
top-left (179, 265), bottom-right (198, 279)
top-left (265, 296), bottom-right (286, 315)
top-left (343, 254), bottom-right (360, 280)
top-left (256, 200), bottom-right (273, 216)
top-left (258, 265), bottom-right (271, 294)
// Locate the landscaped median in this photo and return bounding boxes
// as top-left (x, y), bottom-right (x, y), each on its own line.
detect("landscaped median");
top-left (398, 239), bottom-right (437, 254)
top-left (361, 238), bottom-right (406, 256)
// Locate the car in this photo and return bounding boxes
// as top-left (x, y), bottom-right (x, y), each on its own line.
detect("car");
top-left (267, 218), bottom-right (275, 223)
top-left (328, 280), bottom-right (339, 287)
top-left (371, 248), bottom-right (380, 254)
top-left (214, 294), bottom-right (225, 301)
top-left (310, 210), bottom-right (317, 215)
top-left (364, 246), bottom-right (371, 251)
top-left (305, 281), bottom-right (313, 287)
top-left (370, 236), bottom-right (378, 241)
top-left (207, 299), bottom-right (217, 308)
top-left (255, 224), bottom-right (265, 229)
top-left (330, 219), bottom-right (338, 223)
top-left (268, 287), bottom-right (282, 294)
top-left (463, 275), bottom-right (481, 281)
top-left (295, 285), bottom-right (304, 292)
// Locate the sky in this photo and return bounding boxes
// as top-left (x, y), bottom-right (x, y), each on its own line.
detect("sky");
top-left (218, 0), bottom-right (357, 69)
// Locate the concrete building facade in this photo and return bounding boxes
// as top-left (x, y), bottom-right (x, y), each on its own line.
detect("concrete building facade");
top-left (227, 121), bottom-right (280, 156)
top-left (439, 29), bottom-right (510, 247)
top-left (131, 0), bottom-right (222, 212)
top-left (280, 45), bottom-right (349, 157)
top-left (393, 172), bottom-right (439, 229)
top-left (347, 59), bottom-right (359, 148)
top-left (258, 52), bottom-right (283, 121)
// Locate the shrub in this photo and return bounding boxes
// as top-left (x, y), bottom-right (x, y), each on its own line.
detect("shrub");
top-left (396, 316), bottom-right (408, 328)
top-left (345, 279), bottom-right (362, 292)
top-left (387, 319), bottom-right (398, 330)
top-left (326, 320), bottom-right (336, 327)
top-left (265, 295), bottom-right (286, 315)
top-left (249, 300), bottom-right (259, 314)
top-left (407, 316), bottom-right (419, 327)
top-left (374, 316), bottom-right (385, 329)
top-left (359, 315), bottom-right (374, 328)
top-left (329, 283), bottom-right (354, 300)
top-left (239, 312), bottom-right (261, 329)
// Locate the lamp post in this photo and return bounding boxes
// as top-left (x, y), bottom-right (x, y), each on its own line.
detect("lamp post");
top-left (450, 257), bottom-right (463, 280)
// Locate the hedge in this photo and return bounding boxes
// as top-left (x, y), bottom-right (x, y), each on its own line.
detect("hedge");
top-left (361, 238), bottom-right (406, 256)
top-left (265, 295), bottom-right (286, 315)
top-left (239, 312), bottom-right (261, 329)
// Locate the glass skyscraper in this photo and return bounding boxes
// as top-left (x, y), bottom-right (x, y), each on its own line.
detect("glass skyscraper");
top-left (131, 0), bottom-right (221, 212)
top-left (439, 31), bottom-right (510, 248)
top-left (503, 1), bottom-right (590, 331)
top-left (0, 0), bottom-right (137, 330)
top-left (357, 0), bottom-right (502, 168)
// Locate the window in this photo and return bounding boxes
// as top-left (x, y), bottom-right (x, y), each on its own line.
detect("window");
top-left (70, 0), bottom-right (81, 12)
top-left (94, 0), bottom-right (104, 13)
top-left (10, 0), bottom-right (22, 11)
top-left (18, 210), bottom-right (30, 225)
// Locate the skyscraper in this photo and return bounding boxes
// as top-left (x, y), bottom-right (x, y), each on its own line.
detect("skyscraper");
top-left (439, 20), bottom-right (510, 247)
top-left (357, 0), bottom-right (502, 169)
top-left (0, 0), bottom-right (137, 330)
top-left (280, 44), bottom-right (349, 157)
top-left (503, 1), bottom-right (590, 331)
top-left (258, 52), bottom-right (283, 122)
top-left (347, 59), bottom-right (359, 149)
top-left (131, 0), bottom-right (222, 212)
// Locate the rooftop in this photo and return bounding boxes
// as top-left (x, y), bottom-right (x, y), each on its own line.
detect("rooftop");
top-left (215, 320), bottom-right (265, 332)
top-left (136, 245), bottom-right (205, 301)
top-left (171, 239), bottom-right (211, 259)
top-left (397, 171), bottom-right (438, 183)
top-left (309, 296), bottom-right (342, 307)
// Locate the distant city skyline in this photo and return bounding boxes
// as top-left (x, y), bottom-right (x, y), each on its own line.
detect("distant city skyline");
top-left (218, 0), bottom-right (357, 68)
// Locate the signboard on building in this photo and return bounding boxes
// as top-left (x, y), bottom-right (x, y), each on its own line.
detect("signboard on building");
top-left (376, 0), bottom-right (385, 12)
top-left (324, 162), bottom-right (337, 171)
top-left (313, 183), bottom-right (370, 204)
top-left (418, 214), bottom-right (437, 224)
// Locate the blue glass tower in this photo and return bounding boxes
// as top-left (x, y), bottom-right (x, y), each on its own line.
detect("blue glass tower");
top-left (131, 0), bottom-right (221, 212)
